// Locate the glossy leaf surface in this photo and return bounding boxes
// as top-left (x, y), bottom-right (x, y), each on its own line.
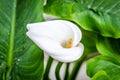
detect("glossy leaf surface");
top-left (44, 0), bottom-right (120, 38)
top-left (96, 35), bottom-right (120, 59)
top-left (87, 55), bottom-right (120, 80)
top-left (0, 0), bottom-right (44, 80)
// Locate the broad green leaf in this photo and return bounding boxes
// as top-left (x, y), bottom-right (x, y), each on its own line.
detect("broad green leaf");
top-left (87, 55), bottom-right (120, 80)
top-left (0, 0), bottom-right (44, 80)
top-left (91, 70), bottom-right (110, 80)
top-left (44, 0), bottom-right (120, 38)
top-left (96, 35), bottom-right (120, 59)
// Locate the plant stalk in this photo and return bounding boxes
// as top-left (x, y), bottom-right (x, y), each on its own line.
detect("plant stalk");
top-left (43, 57), bottom-right (53, 80)
top-left (55, 62), bottom-right (63, 80)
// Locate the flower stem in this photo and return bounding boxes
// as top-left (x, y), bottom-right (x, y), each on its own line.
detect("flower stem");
top-left (43, 57), bottom-right (53, 80)
top-left (64, 63), bottom-right (70, 80)
top-left (68, 55), bottom-right (86, 80)
top-left (55, 62), bottom-right (63, 80)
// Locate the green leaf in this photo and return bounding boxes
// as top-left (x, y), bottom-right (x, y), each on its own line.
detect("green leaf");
top-left (96, 35), bottom-right (120, 59)
top-left (87, 55), bottom-right (120, 80)
top-left (44, 0), bottom-right (120, 38)
top-left (81, 29), bottom-right (97, 55)
top-left (91, 70), bottom-right (110, 80)
top-left (0, 0), bottom-right (44, 80)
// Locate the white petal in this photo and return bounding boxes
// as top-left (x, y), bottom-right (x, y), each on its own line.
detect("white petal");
top-left (49, 43), bottom-right (84, 62)
top-left (27, 20), bottom-right (82, 47)
top-left (26, 32), bottom-right (62, 50)
top-left (27, 31), bottom-right (84, 62)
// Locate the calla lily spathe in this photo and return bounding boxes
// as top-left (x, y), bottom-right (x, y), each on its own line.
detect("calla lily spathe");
top-left (26, 20), bottom-right (84, 62)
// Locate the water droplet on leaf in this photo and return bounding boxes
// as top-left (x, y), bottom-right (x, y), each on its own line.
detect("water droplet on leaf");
top-left (17, 59), bottom-right (21, 61)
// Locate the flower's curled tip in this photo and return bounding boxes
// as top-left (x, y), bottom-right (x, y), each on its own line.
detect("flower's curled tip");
top-left (26, 20), bottom-right (84, 62)
top-left (49, 43), bottom-right (84, 62)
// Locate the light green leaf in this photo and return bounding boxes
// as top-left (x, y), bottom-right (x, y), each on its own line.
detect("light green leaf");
top-left (0, 0), bottom-right (44, 80)
top-left (44, 0), bottom-right (120, 38)
top-left (91, 70), bottom-right (110, 80)
top-left (87, 55), bottom-right (120, 80)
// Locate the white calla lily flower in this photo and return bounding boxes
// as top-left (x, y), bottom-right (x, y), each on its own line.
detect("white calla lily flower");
top-left (26, 20), bottom-right (84, 62)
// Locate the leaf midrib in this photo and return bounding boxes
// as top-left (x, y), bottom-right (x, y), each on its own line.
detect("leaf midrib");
top-left (7, 0), bottom-right (17, 67)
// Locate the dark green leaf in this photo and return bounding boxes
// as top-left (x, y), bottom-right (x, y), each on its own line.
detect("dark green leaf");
top-left (0, 0), bottom-right (44, 80)
top-left (44, 0), bottom-right (120, 38)
top-left (96, 35), bottom-right (120, 59)
top-left (81, 29), bottom-right (97, 55)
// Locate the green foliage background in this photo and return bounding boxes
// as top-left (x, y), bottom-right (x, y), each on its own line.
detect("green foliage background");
top-left (0, 0), bottom-right (120, 80)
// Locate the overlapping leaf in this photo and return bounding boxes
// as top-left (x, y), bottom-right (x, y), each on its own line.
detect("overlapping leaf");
top-left (91, 70), bottom-right (110, 80)
top-left (87, 55), bottom-right (120, 80)
top-left (44, 0), bottom-right (120, 38)
top-left (87, 35), bottom-right (120, 80)
top-left (0, 0), bottom-right (44, 80)
top-left (96, 35), bottom-right (120, 59)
